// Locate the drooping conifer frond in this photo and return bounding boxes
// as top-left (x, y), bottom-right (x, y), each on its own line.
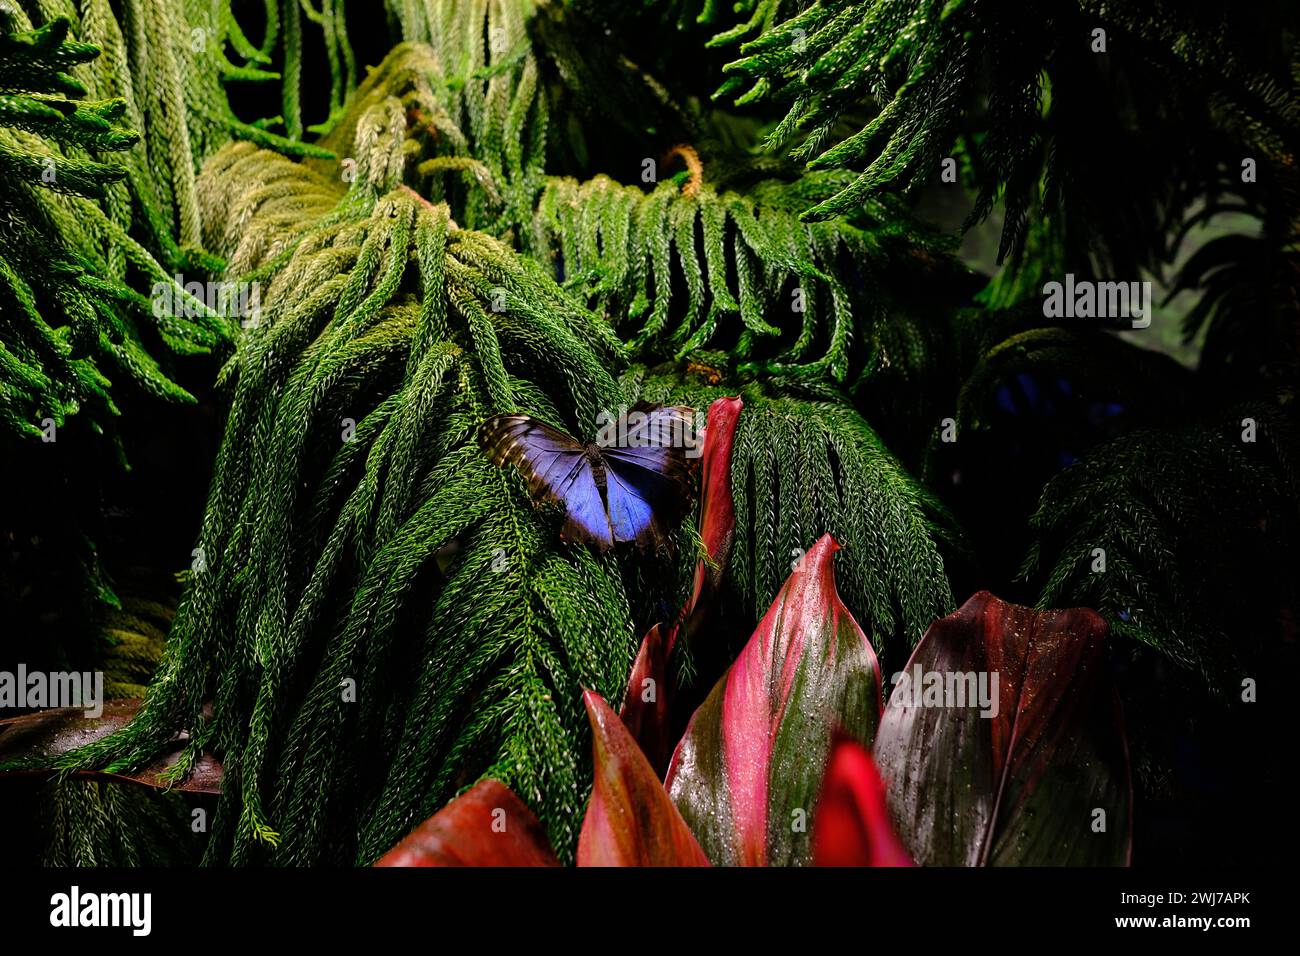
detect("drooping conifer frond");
top-left (307, 32), bottom-right (547, 238)
top-left (28, 0), bottom-right (336, 252)
top-left (529, 169), bottom-right (961, 384)
top-left (57, 96), bottom-right (637, 864)
top-left (710, 0), bottom-right (1300, 278)
top-left (1165, 218), bottom-right (1300, 388)
top-left (351, 3), bottom-right (548, 232)
top-left (0, 9), bottom-right (231, 442)
top-left (1022, 403), bottom-right (1299, 688)
top-left (40, 777), bottom-right (197, 866)
top-left (311, 4), bottom-right (701, 237)
top-left (630, 366), bottom-right (956, 644)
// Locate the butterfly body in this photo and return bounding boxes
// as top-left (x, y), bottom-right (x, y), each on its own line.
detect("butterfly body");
top-left (479, 404), bottom-right (699, 552)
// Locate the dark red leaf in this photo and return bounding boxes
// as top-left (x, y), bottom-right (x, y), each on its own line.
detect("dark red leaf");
top-left (616, 623), bottom-right (673, 776)
top-left (578, 690), bottom-right (709, 866)
top-left (873, 591), bottom-right (1132, 866)
top-left (813, 737), bottom-right (913, 866)
top-left (374, 779), bottom-right (560, 867)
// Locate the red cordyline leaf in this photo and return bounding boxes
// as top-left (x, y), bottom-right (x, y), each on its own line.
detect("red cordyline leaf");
top-left (666, 533), bottom-right (883, 866)
top-left (617, 623), bottom-right (673, 776)
top-left (681, 395), bottom-right (744, 641)
top-left (873, 591), bottom-right (1132, 866)
top-left (577, 690), bottom-right (709, 867)
top-left (374, 779), bottom-right (560, 867)
top-left (813, 737), bottom-right (914, 867)
top-left (619, 396), bottom-right (743, 772)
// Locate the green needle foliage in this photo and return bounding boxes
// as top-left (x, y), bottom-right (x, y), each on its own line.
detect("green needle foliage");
top-left (313, 2), bottom-right (707, 236)
top-left (41, 779), bottom-right (198, 866)
top-left (0, 11), bottom-right (212, 441)
top-left (0, 0), bottom-right (361, 444)
top-left (0, 0), bottom-right (240, 738)
top-left (45, 0), bottom-right (333, 252)
top-left (1022, 403), bottom-right (1299, 689)
top-left (308, 29), bottom-right (548, 238)
top-left (0, 17), bottom-right (132, 196)
top-left (0, 1), bottom-right (237, 683)
top-left (61, 105), bottom-right (636, 863)
top-left (528, 169), bottom-right (962, 384)
top-left (709, 0), bottom-right (1299, 282)
top-left (631, 365), bottom-right (955, 644)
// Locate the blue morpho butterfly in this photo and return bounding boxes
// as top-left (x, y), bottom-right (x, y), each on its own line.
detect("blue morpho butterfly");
top-left (478, 402), bottom-right (700, 551)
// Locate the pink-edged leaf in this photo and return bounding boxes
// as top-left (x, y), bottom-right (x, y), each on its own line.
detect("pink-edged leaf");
top-left (0, 700), bottom-right (222, 794)
top-left (873, 591), bottom-right (1132, 866)
top-left (578, 690), bottom-right (709, 867)
top-left (665, 534), bottom-right (883, 866)
top-left (616, 624), bottom-right (673, 774)
top-left (813, 737), bottom-right (914, 867)
top-left (618, 397), bottom-right (742, 771)
top-left (374, 779), bottom-right (560, 867)
top-left (681, 396), bottom-right (744, 637)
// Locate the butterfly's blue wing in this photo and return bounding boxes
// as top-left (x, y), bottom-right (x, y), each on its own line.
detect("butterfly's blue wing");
top-left (605, 463), bottom-right (679, 546)
top-left (556, 461), bottom-right (611, 548)
top-left (601, 404), bottom-right (698, 548)
top-left (478, 414), bottom-right (613, 549)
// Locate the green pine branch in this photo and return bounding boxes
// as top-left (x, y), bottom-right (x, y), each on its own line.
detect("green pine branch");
top-left (1022, 402), bottom-right (1299, 689)
top-left (528, 168), bottom-right (962, 385)
top-left (709, 0), bottom-right (1300, 281)
top-left (631, 366), bottom-right (956, 644)
top-left (56, 117), bottom-right (635, 864)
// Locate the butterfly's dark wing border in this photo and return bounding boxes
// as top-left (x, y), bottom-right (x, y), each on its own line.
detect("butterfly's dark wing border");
top-left (478, 414), bottom-right (614, 550)
top-left (602, 404), bottom-right (698, 479)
